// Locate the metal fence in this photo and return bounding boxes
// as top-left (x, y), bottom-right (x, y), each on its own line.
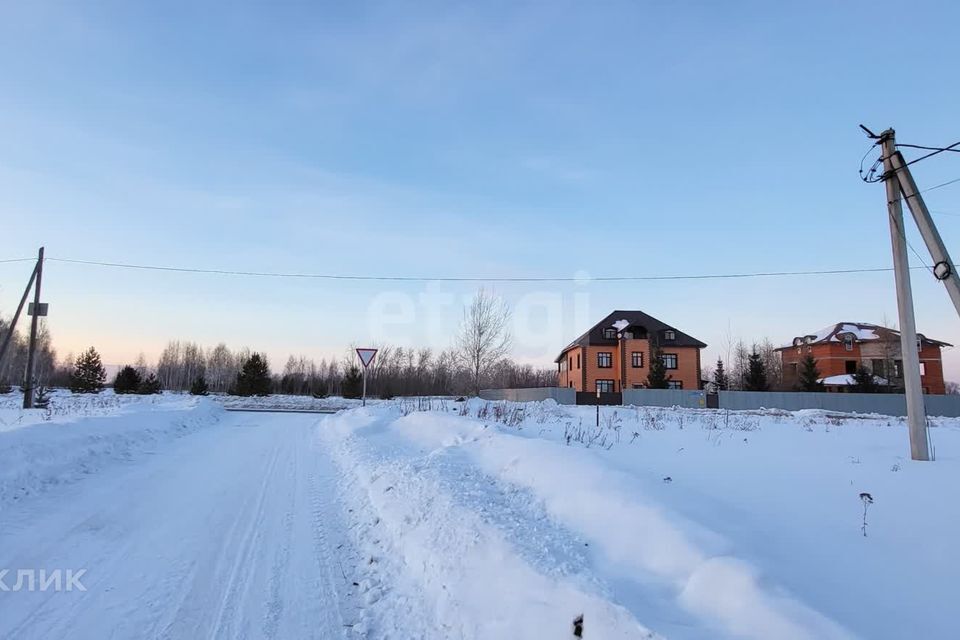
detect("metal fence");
top-left (478, 387), bottom-right (576, 405)
top-left (718, 391), bottom-right (960, 417)
top-left (622, 389), bottom-right (707, 409)
top-left (477, 387), bottom-right (960, 417)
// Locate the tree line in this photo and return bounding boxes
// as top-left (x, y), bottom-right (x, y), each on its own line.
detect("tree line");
top-left (1, 290), bottom-right (552, 398)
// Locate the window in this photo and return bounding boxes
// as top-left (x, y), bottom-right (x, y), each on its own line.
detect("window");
top-left (667, 380), bottom-right (683, 390)
top-left (569, 382), bottom-right (574, 388)
top-left (844, 336), bottom-right (854, 351)
top-left (871, 359), bottom-right (886, 377)
top-left (664, 330), bottom-right (676, 341)
top-left (577, 353), bottom-right (581, 368)
top-left (894, 360), bottom-right (903, 377)
top-left (631, 351), bottom-right (644, 368)
top-left (661, 353), bottom-right (678, 370)
top-left (845, 360), bottom-right (857, 375)
top-left (632, 384), bottom-right (644, 389)
top-left (603, 328), bottom-right (617, 339)
top-left (596, 379), bottom-right (615, 393)
top-left (920, 362), bottom-right (927, 376)
top-left (597, 352), bottom-right (613, 368)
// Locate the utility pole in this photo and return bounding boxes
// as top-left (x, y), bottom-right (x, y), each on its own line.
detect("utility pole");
top-left (22, 247), bottom-right (45, 409)
top-left (878, 130), bottom-right (930, 460)
top-left (888, 151), bottom-right (960, 317)
top-left (0, 261), bottom-right (39, 375)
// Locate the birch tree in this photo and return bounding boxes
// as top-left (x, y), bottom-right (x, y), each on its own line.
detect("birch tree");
top-left (455, 289), bottom-right (512, 395)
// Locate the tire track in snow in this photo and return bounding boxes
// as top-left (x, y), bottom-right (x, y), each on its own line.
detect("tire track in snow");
top-left (208, 437), bottom-right (284, 639)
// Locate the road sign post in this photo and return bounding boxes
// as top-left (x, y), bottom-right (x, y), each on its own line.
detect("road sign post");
top-left (355, 348), bottom-right (378, 407)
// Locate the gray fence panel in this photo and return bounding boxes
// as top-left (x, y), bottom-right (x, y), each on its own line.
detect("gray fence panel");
top-left (622, 389), bottom-right (707, 409)
top-left (719, 391), bottom-right (960, 417)
top-left (478, 387), bottom-right (576, 405)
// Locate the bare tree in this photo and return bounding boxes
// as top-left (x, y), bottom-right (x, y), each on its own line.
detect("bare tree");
top-left (455, 289), bottom-right (512, 395)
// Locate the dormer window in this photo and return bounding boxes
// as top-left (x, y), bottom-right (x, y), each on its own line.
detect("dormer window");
top-left (843, 335), bottom-right (854, 351)
top-left (664, 330), bottom-right (676, 341)
top-left (603, 328), bottom-right (617, 339)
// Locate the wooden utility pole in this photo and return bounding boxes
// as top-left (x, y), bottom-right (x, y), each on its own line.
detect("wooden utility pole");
top-left (22, 247), bottom-right (45, 409)
top-left (878, 130), bottom-right (930, 460)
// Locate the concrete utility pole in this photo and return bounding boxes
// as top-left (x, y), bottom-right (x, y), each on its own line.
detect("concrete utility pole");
top-left (878, 130), bottom-right (930, 460)
top-left (22, 247), bottom-right (45, 409)
top-left (888, 151), bottom-right (960, 317)
top-left (0, 261), bottom-right (39, 375)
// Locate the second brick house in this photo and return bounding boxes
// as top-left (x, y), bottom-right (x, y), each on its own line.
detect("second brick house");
top-left (555, 310), bottom-right (707, 392)
top-left (777, 322), bottom-right (950, 394)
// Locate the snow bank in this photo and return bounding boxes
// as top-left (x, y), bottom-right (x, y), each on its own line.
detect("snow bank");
top-left (391, 411), bottom-right (853, 640)
top-left (0, 398), bottom-right (222, 507)
top-left (0, 388), bottom-right (199, 432)
top-left (320, 408), bottom-right (660, 639)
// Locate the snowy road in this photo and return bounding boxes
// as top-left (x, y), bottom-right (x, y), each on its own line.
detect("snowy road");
top-left (0, 411), bottom-right (359, 640)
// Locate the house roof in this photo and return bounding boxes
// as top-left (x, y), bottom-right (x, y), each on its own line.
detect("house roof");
top-left (554, 310), bottom-right (707, 362)
top-left (778, 322), bottom-right (952, 350)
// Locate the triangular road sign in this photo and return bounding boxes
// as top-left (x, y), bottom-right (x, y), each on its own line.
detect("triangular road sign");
top-left (356, 348), bottom-right (378, 368)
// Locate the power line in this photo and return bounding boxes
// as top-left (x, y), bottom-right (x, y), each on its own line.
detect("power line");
top-left (896, 142), bottom-right (960, 154)
top-left (40, 256), bottom-right (927, 283)
top-left (0, 258), bottom-right (35, 264)
top-left (921, 176), bottom-right (960, 194)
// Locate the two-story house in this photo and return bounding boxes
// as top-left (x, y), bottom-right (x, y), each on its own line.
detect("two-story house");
top-left (555, 310), bottom-right (707, 392)
top-left (778, 322), bottom-right (950, 394)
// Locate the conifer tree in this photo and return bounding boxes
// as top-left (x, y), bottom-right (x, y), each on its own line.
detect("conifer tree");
top-left (190, 374), bottom-right (209, 396)
top-left (646, 342), bottom-right (671, 389)
top-left (851, 366), bottom-right (878, 393)
top-left (341, 365), bottom-right (363, 399)
top-left (70, 347), bottom-right (106, 394)
top-left (797, 355), bottom-right (824, 392)
top-left (744, 350), bottom-right (768, 391)
top-left (713, 358), bottom-right (728, 391)
top-left (231, 353), bottom-right (272, 396)
top-left (113, 365), bottom-right (142, 394)
top-left (137, 373), bottom-right (162, 395)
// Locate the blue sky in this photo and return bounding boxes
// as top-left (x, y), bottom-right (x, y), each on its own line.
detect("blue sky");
top-left (2, 1), bottom-right (960, 378)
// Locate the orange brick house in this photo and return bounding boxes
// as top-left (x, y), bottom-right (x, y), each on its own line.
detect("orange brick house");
top-left (555, 310), bottom-right (706, 392)
top-left (778, 322), bottom-right (950, 394)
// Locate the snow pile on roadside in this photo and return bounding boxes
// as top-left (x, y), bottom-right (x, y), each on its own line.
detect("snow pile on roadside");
top-left (0, 398), bottom-right (222, 507)
top-left (0, 388), bottom-right (200, 432)
top-left (320, 408), bottom-right (659, 639)
top-left (322, 400), bottom-right (960, 639)
top-left (214, 393), bottom-right (364, 412)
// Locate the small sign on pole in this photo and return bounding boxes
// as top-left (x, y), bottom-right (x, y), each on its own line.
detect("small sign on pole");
top-left (27, 303), bottom-right (48, 317)
top-left (356, 348), bottom-right (378, 407)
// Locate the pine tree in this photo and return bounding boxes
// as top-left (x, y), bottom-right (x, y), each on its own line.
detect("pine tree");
top-left (797, 355), bottom-right (824, 392)
top-left (231, 353), bottom-right (272, 397)
top-left (137, 373), bottom-right (162, 395)
top-left (189, 374), bottom-right (209, 396)
top-left (70, 347), bottom-right (106, 394)
top-left (646, 342), bottom-right (671, 389)
top-left (744, 351), bottom-right (768, 391)
top-left (713, 358), bottom-right (728, 391)
top-left (341, 365), bottom-right (363, 399)
top-left (851, 366), bottom-right (878, 393)
top-left (311, 379), bottom-right (329, 399)
top-left (113, 365), bottom-right (142, 394)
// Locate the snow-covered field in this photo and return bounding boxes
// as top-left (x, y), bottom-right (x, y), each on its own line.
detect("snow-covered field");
top-left (0, 394), bottom-right (957, 639)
